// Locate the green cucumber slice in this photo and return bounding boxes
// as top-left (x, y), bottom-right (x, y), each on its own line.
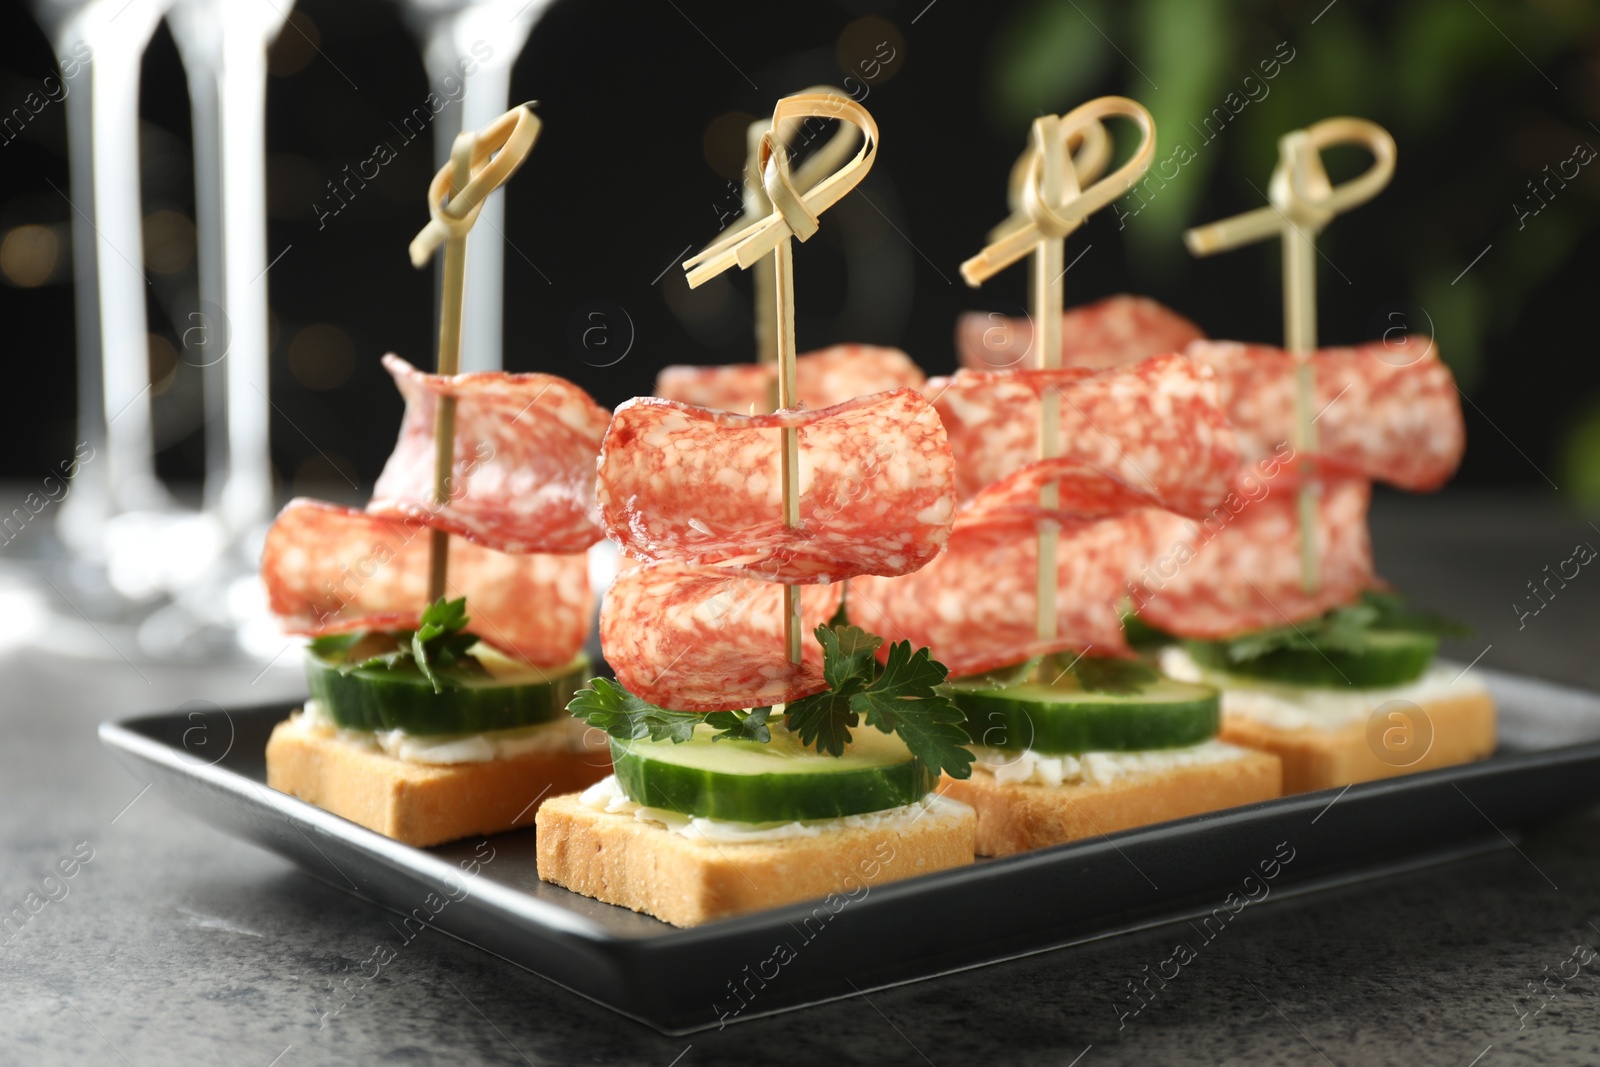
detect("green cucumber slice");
top-left (610, 724), bottom-right (937, 822)
top-left (305, 646), bottom-right (588, 735)
top-left (1183, 629), bottom-right (1437, 688)
top-left (951, 676), bottom-right (1220, 754)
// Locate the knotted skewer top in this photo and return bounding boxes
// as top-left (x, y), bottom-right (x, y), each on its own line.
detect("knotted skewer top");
top-left (1185, 117), bottom-right (1395, 257)
top-left (1183, 116), bottom-right (1396, 597)
top-left (409, 104), bottom-right (543, 269)
top-left (685, 92), bottom-right (879, 289)
top-left (961, 96), bottom-right (1155, 287)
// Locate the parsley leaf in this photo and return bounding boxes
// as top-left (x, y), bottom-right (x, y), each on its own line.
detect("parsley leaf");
top-left (1067, 656), bottom-right (1159, 694)
top-left (566, 677), bottom-right (703, 743)
top-left (820, 624), bottom-right (883, 691)
top-left (705, 706), bottom-right (774, 744)
top-left (786, 686), bottom-right (859, 757)
top-left (1361, 590), bottom-right (1472, 638)
top-left (410, 597), bottom-right (482, 692)
top-left (1219, 590), bottom-right (1469, 664)
top-left (308, 632), bottom-right (364, 659)
top-left (850, 639), bottom-right (975, 779)
top-left (569, 623), bottom-right (975, 778)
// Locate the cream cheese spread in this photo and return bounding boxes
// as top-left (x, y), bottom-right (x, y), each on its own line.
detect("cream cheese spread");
top-left (969, 738), bottom-right (1254, 788)
top-left (282, 699), bottom-right (604, 765)
top-left (579, 774), bottom-right (969, 844)
top-left (1159, 647), bottom-right (1487, 731)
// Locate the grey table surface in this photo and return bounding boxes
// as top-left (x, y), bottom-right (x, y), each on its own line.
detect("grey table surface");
top-left (4, 489), bottom-right (1600, 1067)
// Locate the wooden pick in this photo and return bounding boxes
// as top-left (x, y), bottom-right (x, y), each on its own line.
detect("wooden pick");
top-left (992, 121), bottom-right (1112, 316)
top-left (684, 91), bottom-right (879, 665)
top-left (717, 88), bottom-right (863, 385)
top-left (961, 97), bottom-right (1155, 288)
top-left (410, 103), bottom-right (542, 604)
top-left (962, 97), bottom-right (1155, 656)
top-left (1184, 117), bottom-right (1396, 595)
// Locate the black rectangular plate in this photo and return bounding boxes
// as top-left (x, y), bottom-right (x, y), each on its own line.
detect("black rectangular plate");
top-left (100, 667), bottom-right (1600, 1034)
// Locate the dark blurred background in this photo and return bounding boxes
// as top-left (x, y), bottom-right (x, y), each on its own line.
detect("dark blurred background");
top-left (2, 0), bottom-right (1597, 506)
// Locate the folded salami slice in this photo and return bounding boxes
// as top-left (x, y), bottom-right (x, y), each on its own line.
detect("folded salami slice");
top-left (852, 513), bottom-right (1148, 678)
top-left (655, 344), bottom-right (926, 412)
top-left (261, 499), bottom-right (590, 668)
top-left (600, 561), bottom-right (843, 711)
top-left (597, 389), bottom-right (956, 583)
top-left (955, 457), bottom-right (1167, 529)
top-left (1185, 338), bottom-right (1465, 491)
top-left (930, 353), bottom-right (1240, 516)
top-left (367, 354), bottom-right (612, 554)
top-left (956, 294), bottom-right (1205, 371)
top-left (1129, 478), bottom-right (1375, 638)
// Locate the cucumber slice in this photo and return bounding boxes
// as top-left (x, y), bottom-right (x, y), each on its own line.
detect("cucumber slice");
top-left (1183, 629), bottom-right (1437, 688)
top-left (951, 676), bottom-right (1220, 754)
top-left (610, 724), bottom-right (937, 822)
top-left (306, 646), bottom-right (588, 735)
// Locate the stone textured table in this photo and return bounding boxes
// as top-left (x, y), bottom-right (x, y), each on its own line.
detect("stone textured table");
top-left (4, 490), bottom-right (1599, 1066)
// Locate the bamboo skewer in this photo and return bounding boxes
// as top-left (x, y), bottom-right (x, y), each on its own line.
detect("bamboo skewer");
top-left (409, 104), bottom-right (543, 604)
top-left (1184, 117), bottom-right (1396, 595)
top-left (685, 92), bottom-right (879, 666)
top-left (427, 134), bottom-right (477, 603)
top-left (961, 97), bottom-right (1155, 661)
top-left (1032, 117), bottom-right (1068, 647)
top-left (774, 226), bottom-right (803, 663)
top-left (731, 90), bottom-right (862, 401)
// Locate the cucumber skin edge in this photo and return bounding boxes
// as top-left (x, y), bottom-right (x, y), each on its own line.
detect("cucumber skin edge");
top-left (609, 738), bottom-right (939, 823)
top-left (1182, 633), bottom-right (1438, 688)
top-left (305, 652), bottom-right (586, 735)
top-left (951, 685), bottom-right (1220, 755)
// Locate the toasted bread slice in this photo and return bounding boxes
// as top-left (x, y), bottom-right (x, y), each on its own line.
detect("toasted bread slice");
top-left (941, 747), bottom-right (1282, 856)
top-left (534, 790), bottom-right (976, 927)
top-left (1220, 688), bottom-right (1497, 794)
top-left (266, 719), bottom-right (609, 847)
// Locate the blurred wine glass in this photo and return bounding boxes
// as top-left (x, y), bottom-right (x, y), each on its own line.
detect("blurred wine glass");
top-left (22, 0), bottom-right (291, 664)
top-left (399, 0), bottom-right (555, 372)
top-left (21, 0), bottom-right (181, 663)
top-left (137, 0), bottom-right (292, 661)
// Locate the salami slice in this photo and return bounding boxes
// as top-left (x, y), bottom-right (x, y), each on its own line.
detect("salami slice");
top-left (851, 514), bottom-right (1147, 678)
top-left (1129, 478), bottom-right (1375, 638)
top-left (930, 353), bottom-right (1239, 516)
top-left (600, 561), bottom-right (843, 711)
top-left (367, 354), bottom-right (612, 554)
top-left (956, 457), bottom-right (1167, 529)
top-left (655, 344), bottom-right (926, 412)
top-left (956, 294), bottom-right (1205, 371)
top-left (1186, 338), bottom-right (1465, 491)
top-left (261, 499), bottom-right (590, 668)
top-left (597, 389), bottom-right (956, 583)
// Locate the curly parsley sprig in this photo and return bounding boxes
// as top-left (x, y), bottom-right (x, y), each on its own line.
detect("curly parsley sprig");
top-left (308, 596), bottom-right (483, 694)
top-left (1216, 590), bottom-right (1470, 665)
top-left (566, 624), bottom-right (975, 779)
top-left (567, 679), bottom-right (773, 744)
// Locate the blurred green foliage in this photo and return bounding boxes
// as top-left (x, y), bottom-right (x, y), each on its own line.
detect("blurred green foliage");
top-left (984, 0), bottom-right (1600, 506)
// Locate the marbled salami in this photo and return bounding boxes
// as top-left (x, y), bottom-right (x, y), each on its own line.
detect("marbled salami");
top-left (654, 344), bottom-right (926, 412)
top-left (367, 354), bottom-right (612, 554)
top-left (1129, 478), bottom-right (1375, 637)
top-left (261, 499), bottom-right (591, 668)
top-left (956, 294), bottom-right (1204, 371)
top-left (851, 514), bottom-right (1148, 678)
top-left (597, 389), bottom-right (955, 583)
top-left (930, 353), bottom-right (1240, 515)
top-left (1185, 338), bottom-right (1465, 491)
top-left (600, 561), bottom-right (843, 711)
